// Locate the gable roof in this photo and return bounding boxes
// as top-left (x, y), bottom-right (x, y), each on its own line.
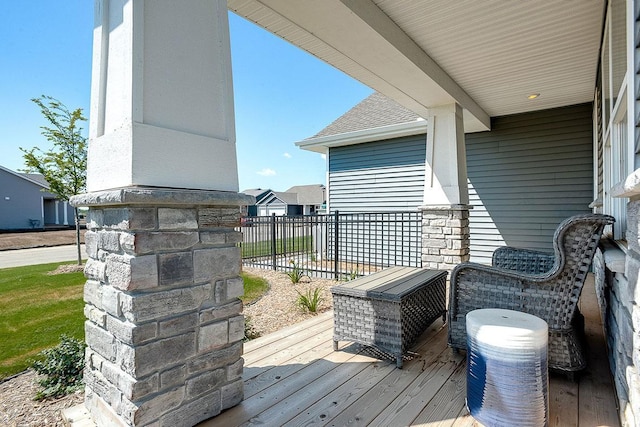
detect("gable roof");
top-left (241, 188), bottom-right (271, 203)
top-left (286, 184), bottom-right (325, 205)
top-left (0, 165), bottom-right (49, 189)
top-left (257, 190), bottom-right (299, 206)
top-left (296, 92), bottom-right (427, 153)
top-left (310, 92), bottom-right (421, 139)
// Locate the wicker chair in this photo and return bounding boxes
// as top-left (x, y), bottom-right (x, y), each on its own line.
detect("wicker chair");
top-left (447, 213), bottom-right (614, 375)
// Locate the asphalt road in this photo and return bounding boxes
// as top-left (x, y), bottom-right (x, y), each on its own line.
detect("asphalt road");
top-left (0, 244), bottom-right (86, 269)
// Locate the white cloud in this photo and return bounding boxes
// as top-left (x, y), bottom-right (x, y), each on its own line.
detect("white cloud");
top-left (283, 152), bottom-right (292, 159)
top-left (257, 168), bottom-right (276, 177)
top-left (320, 153), bottom-right (326, 160)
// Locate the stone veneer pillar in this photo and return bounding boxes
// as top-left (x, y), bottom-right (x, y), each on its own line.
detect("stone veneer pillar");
top-left (419, 205), bottom-right (471, 272)
top-left (71, 187), bottom-right (253, 427)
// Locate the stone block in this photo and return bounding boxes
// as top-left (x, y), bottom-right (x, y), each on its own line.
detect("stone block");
top-left (101, 285), bottom-right (122, 317)
top-left (85, 321), bottom-right (117, 362)
top-left (160, 365), bottom-right (187, 389)
top-left (158, 208), bottom-right (198, 230)
top-left (226, 357), bottom-right (243, 381)
top-left (84, 258), bottom-right (106, 282)
top-left (99, 230), bottom-right (122, 252)
top-left (121, 284), bottom-right (211, 323)
top-left (193, 247), bottom-right (241, 283)
top-left (199, 300), bottom-right (242, 324)
top-left (84, 280), bottom-right (103, 308)
top-left (86, 209), bottom-right (104, 230)
top-left (132, 231), bottom-right (199, 255)
top-left (226, 277), bottom-right (245, 301)
top-left (106, 315), bottom-right (157, 345)
top-left (133, 333), bottom-right (197, 377)
top-left (228, 315), bottom-right (245, 343)
top-left (159, 252), bottom-right (193, 286)
top-left (226, 231), bottom-right (243, 244)
top-left (199, 231), bottom-right (226, 245)
top-left (130, 386), bottom-right (186, 426)
top-left (103, 208), bottom-right (132, 230)
top-left (186, 368), bottom-right (225, 399)
top-left (198, 207), bottom-right (240, 228)
top-left (159, 312), bottom-right (198, 338)
top-left (100, 356), bottom-right (159, 401)
top-left (422, 254), bottom-right (444, 263)
top-left (221, 379), bottom-right (244, 411)
top-left (422, 239), bottom-right (447, 249)
top-left (159, 390), bottom-right (221, 427)
top-left (199, 321), bottom-right (228, 352)
top-left (85, 231), bottom-right (99, 259)
top-left (188, 342), bottom-right (242, 375)
top-left (106, 254), bottom-right (158, 291)
top-left (85, 305), bottom-right (107, 328)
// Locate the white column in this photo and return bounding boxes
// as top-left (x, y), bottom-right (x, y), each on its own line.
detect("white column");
top-left (63, 201), bottom-right (69, 225)
top-left (423, 103), bottom-right (469, 206)
top-left (55, 200), bottom-right (60, 225)
top-left (87, 0), bottom-right (238, 192)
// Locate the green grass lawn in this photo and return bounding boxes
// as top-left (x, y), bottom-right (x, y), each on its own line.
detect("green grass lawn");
top-left (241, 236), bottom-right (312, 258)
top-left (0, 263), bottom-right (270, 380)
top-left (0, 262), bottom-right (85, 380)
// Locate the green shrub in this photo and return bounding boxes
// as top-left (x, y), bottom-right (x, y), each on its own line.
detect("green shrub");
top-left (296, 288), bottom-right (324, 313)
top-left (30, 334), bottom-right (85, 400)
top-left (286, 261), bottom-right (310, 284)
top-left (244, 316), bottom-right (261, 341)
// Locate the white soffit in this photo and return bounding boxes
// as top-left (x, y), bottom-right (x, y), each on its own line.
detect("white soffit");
top-left (229, 0), bottom-right (604, 130)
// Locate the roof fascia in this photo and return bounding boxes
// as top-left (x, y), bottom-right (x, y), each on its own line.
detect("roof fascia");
top-left (296, 119), bottom-right (427, 153)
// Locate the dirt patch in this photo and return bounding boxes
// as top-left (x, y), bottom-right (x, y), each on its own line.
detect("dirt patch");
top-left (0, 230), bottom-right (83, 251)
top-left (47, 264), bottom-right (85, 275)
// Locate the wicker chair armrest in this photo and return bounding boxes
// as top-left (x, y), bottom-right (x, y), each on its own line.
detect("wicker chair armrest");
top-left (492, 246), bottom-right (555, 274)
top-left (449, 262), bottom-right (567, 329)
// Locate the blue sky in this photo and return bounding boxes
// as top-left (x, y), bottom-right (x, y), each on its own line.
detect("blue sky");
top-left (0, 2), bottom-right (372, 192)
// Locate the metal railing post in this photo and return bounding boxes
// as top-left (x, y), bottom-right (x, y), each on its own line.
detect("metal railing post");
top-left (271, 213), bottom-right (277, 270)
top-left (334, 210), bottom-right (339, 280)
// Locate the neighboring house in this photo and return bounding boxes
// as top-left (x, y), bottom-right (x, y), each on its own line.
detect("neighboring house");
top-left (298, 94), bottom-right (594, 265)
top-left (241, 184), bottom-right (326, 216)
top-left (240, 188), bottom-right (270, 216)
top-left (285, 184), bottom-right (325, 214)
top-left (0, 165), bottom-right (74, 230)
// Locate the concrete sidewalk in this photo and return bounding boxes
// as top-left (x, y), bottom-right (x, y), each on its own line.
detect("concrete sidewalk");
top-left (0, 245), bottom-right (86, 269)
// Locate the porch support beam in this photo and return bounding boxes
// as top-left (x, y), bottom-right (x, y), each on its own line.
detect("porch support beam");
top-left (231, 0), bottom-right (491, 132)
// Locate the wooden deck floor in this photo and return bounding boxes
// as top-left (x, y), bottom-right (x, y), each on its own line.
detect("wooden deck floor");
top-left (201, 281), bottom-right (620, 427)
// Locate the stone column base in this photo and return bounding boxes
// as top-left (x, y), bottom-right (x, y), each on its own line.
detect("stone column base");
top-left (419, 204), bottom-right (471, 272)
top-left (71, 187), bottom-right (254, 427)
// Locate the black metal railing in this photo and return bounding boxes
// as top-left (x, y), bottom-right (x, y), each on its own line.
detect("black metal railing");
top-left (240, 211), bottom-right (423, 279)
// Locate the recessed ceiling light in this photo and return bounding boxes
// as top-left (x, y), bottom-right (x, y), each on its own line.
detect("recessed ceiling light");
top-left (527, 93), bottom-right (540, 100)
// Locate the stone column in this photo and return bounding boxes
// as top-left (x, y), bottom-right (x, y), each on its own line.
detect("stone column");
top-left (75, 1), bottom-right (245, 425)
top-left (419, 205), bottom-right (471, 272)
top-left (71, 187), bottom-right (253, 426)
top-left (420, 103), bottom-right (471, 273)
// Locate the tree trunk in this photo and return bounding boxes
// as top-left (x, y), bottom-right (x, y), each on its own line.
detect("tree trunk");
top-left (74, 207), bottom-right (82, 265)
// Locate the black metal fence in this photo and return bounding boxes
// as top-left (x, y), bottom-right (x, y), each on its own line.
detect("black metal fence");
top-left (240, 211), bottom-right (423, 279)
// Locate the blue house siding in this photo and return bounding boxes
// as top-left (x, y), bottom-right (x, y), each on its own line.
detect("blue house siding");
top-left (0, 170), bottom-right (46, 230)
top-left (0, 167), bottom-right (74, 230)
top-left (465, 103), bottom-right (594, 264)
top-left (328, 135), bottom-right (426, 213)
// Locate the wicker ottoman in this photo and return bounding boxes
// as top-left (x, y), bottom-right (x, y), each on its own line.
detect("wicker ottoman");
top-left (331, 267), bottom-right (447, 368)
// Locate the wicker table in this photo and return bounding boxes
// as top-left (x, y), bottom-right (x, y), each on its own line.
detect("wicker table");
top-left (331, 266), bottom-right (447, 368)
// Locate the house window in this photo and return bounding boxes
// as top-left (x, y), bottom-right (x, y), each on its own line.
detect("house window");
top-left (597, 0), bottom-right (629, 241)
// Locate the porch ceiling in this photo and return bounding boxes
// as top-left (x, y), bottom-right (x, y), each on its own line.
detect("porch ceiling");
top-left (228, 0), bottom-right (605, 132)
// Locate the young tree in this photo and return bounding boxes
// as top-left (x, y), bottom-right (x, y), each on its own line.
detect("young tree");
top-left (21, 95), bottom-right (87, 265)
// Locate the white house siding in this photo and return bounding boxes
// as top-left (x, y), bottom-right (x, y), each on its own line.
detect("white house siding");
top-left (465, 103), bottom-right (594, 264)
top-left (328, 135), bottom-right (426, 213)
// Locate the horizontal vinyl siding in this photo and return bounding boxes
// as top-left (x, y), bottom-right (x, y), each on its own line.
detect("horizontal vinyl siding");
top-left (328, 135), bottom-right (426, 213)
top-left (466, 103), bottom-right (594, 264)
